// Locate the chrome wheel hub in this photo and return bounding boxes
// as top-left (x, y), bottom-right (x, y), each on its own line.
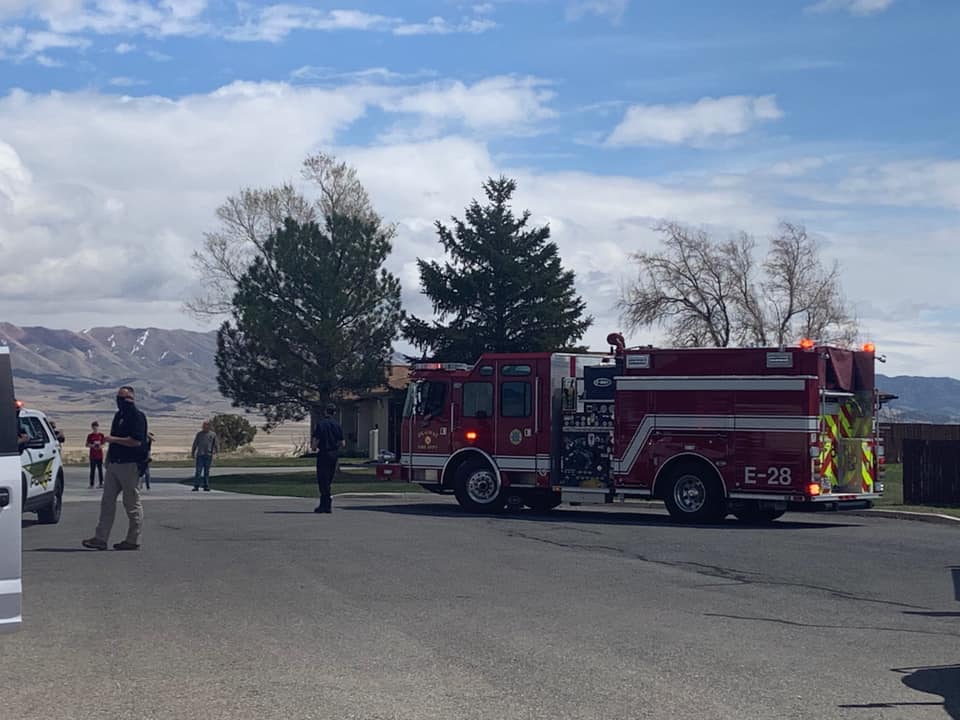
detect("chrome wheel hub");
top-left (466, 470), bottom-right (499, 504)
top-left (674, 474), bottom-right (707, 513)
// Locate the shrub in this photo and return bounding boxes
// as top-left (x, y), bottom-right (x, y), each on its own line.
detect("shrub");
top-left (210, 414), bottom-right (258, 452)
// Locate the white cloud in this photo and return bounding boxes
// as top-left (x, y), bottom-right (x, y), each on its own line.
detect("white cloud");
top-left (606, 95), bottom-right (784, 147)
top-left (13, 0), bottom-right (209, 36)
top-left (825, 160), bottom-right (960, 209)
top-left (227, 6), bottom-right (395, 42)
top-left (380, 76), bottom-right (556, 134)
top-left (290, 65), bottom-right (437, 83)
top-left (23, 29), bottom-right (89, 53)
top-left (1, 80), bottom-right (959, 377)
top-left (566, 0), bottom-right (629, 23)
top-left (227, 5), bottom-right (495, 42)
top-left (0, 2), bottom-right (496, 62)
top-left (806, 0), bottom-right (895, 15)
top-left (394, 16), bottom-right (496, 36)
top-left (109, 76), bottom-right (146, 87)
top-left (769, 157), bottom-right (826, 177)
top-left (0, 24), bottom-right (89, 62)
top-left (34, 53), bottom-right (61, 66)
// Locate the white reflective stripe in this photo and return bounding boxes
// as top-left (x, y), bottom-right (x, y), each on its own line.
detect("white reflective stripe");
top-left (495, 457), bottom-right (538, 471)
top-left (409, 454), bottom-right (544, 472)
top-left (616, 376), bottom-right (811, 392)
top-left (735, 416), bottom-right (820, 432)
top-left (408, 454), bottom-right (446, 468)
top-left (0, 346), bottom-right (9, 355)
top-left (614, 415), bottom-right (821, 476)
top-left (810, 493), bottom-right (879, 502)
top-left (0, 579), bottom-right (22, 594)
top-left (728, 493), bottom-right (792, 501)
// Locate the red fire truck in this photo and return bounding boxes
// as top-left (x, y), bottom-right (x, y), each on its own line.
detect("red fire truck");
top-left (377, 334), bottom-right (884, 522)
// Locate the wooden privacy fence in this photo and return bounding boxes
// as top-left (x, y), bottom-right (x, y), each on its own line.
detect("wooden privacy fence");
top-left (881, 423), bottom-right (960, 464)
top-left (902, 440), bottom-right (960, 506)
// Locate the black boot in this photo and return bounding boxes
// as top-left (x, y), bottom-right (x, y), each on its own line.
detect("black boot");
top-left (320, 494), bottom-right (332, 514)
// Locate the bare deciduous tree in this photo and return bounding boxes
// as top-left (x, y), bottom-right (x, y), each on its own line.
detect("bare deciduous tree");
top-left (186, 153), bottom-right (388, 319)
top-left (620, 221), bottom-right (858, 348)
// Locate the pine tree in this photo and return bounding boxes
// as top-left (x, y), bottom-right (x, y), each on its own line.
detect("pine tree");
top-left (404, 177), bottom-right (592, 362)
top-left (216, 216), bottom-right (403, 427)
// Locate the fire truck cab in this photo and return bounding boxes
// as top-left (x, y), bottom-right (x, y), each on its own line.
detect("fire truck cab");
top-left (379, 335), bottom-right (883, 522)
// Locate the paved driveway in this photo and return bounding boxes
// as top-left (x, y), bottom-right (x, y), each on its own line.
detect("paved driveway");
top-left (5, 476), bottom-right (959, 719)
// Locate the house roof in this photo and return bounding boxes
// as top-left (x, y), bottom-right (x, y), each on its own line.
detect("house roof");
top-left (340, 365), bottom-right (410, 402)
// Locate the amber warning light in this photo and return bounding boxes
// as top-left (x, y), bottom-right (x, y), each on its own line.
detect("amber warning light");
top-left (799, 338), bottom-right (816, 350)
top-left (863, 342), bottom-right (876, 353)
top-left (465, 431), bottom-right (478, 443)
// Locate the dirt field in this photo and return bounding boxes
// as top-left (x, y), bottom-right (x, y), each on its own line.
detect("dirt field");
top-left (49, 411), bottom-right (311, 461)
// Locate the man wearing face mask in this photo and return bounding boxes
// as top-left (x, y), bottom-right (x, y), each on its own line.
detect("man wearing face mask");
top-left (82, 386), bottom-right (149, 551)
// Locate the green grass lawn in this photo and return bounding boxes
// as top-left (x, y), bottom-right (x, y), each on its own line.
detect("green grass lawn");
top-left (875, 464), bottom-right (960, 519)
top-left (180, 471), bottom-right (425, 498)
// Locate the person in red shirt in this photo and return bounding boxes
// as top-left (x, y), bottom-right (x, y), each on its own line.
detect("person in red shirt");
top-left (86, 421), bottom-right (105, 488)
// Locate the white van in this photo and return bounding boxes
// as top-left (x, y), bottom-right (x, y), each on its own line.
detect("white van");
top-left (0, 346), bottom-right (21, 632)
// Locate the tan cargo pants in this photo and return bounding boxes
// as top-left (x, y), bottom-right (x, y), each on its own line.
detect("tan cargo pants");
top-left (94, 461), bottom-right (143, 545)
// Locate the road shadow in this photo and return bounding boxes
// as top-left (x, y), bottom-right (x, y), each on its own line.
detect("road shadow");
top-left (345, 502), bottom-right (858, 530)
top-left (903, 611), bottom-right (960, 618)
top-left (838, 665), bottom-right (960, 717)
top-left (29, 548), bottom-right (92, 553)
top-left (900, 664), bottom-right (960, 719)
top-left (952, 566), bottom-right (960, 602)
top-left (21, 518), bottom-right (38, 528)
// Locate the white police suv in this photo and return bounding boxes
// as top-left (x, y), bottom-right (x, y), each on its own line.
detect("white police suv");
top-left (17, 404), bottom-right (65, 525)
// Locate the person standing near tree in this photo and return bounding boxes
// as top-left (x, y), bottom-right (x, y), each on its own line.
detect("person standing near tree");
top-left (86, 421), bottom-right (105, 488)
top-left (82, 386), bottom-right (148, 551)
top-left (139, 431), bottom-right (155, 490)
top-left (310, 403), bottom-right (344, 514)
top-left (191, 420), bottom-right (219, 492)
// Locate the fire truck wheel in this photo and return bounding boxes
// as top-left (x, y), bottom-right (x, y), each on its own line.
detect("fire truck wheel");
top-left (662, 462), bottom-right (726, 523)
top-left (732, 505), bottom-right (785, 523)
top-left (453, 459), bottom-right (505, 513)
top-left (524, 491), bottom-right (562, 513)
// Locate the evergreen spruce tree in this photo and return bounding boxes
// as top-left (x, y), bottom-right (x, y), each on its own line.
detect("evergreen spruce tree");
top-left (404, 177), bottom-right (592, 362)
top-left (216, 216), bottom-right (403, 427)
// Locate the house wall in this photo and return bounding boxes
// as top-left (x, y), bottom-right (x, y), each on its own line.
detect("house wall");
top-left (341, 397), bottom-right (390, 456)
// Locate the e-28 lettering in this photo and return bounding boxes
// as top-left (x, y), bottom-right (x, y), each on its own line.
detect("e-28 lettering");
top-left (744, 466), bottom-right (793, 485)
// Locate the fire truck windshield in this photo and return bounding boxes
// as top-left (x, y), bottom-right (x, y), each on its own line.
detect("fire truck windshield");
top-left (403, 380), bottom-right (447, 418)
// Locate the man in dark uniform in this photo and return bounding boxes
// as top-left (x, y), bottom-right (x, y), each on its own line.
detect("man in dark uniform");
top-left (82, 386), bottom-right (148, 550)
top-left (311, 403), bottom-right (344, 514)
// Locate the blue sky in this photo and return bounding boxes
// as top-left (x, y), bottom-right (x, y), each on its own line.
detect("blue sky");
top-left (0, 0), bottom-right (958, 376)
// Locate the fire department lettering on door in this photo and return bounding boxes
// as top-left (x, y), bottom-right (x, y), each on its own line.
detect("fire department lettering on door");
top-left (744, 466), bottom-right (793, 485)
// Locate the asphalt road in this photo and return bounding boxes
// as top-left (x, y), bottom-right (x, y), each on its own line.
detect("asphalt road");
top-left (4, 468), bottom-right (959, 720)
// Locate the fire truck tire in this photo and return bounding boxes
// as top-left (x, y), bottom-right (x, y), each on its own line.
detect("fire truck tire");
top-left (453, 459), bottom-right (505, 513)
top-left (523, 491), bottom-right (562, 513)
top-left (662, 461), bottom-right (726, 523)
top-left (732, 505), bottom-right (785, 523)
